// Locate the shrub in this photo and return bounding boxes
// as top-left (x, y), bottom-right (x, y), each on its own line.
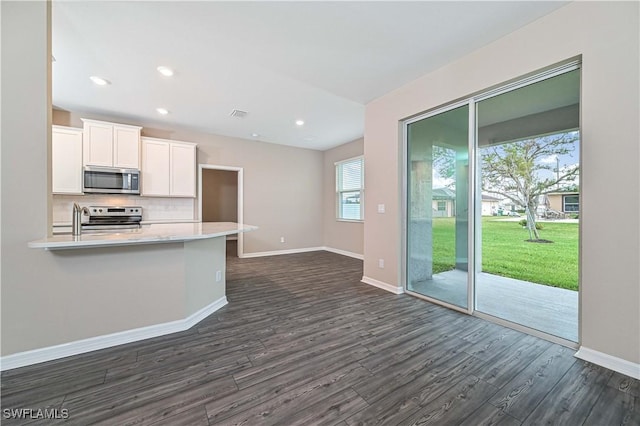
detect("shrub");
top-left (518, 219), bottom-right (543, 230)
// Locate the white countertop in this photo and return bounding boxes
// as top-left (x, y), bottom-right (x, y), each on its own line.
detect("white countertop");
top-left (29, 222), bottom-right (257, 250)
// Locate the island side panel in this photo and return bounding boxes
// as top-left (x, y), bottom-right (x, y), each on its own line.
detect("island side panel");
top-left (45, 243), bottom-right (186, 344)
top-left (184, 236), bottom-right (227, 317)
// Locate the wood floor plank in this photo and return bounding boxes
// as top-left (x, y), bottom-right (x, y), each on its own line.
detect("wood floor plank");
top-left (1, 246), bottom-right (634, 425)
top-left (91, 376), bottom-right (237, 426)
top-left (62, 358), bottom-right (249, 421)
top-left (0, 370), bottom-right (106, 409)
top-left (105, 340), bottom-right (262, 382)
top-left (348, 352), bottom-right (485, 426)
top-left (402, 375), bottom-right (498, 426)
top-left (351, 336), bottom-right (471, 404)
top-left (583, 385), bottom-right (639, 426)
top-left (471, 334), bottom-right (552, 389)
top-left (205, 362), bottom-right (370, 424)
top-left (488, 344), bottom-right (577, 421)
top-left (457, 402), bottom-right (522, 426)
top-left (463, 327), bottom-right (526, 361)
top-left (233, 340), bottom-right (370, 390)
top-left (209, 362), bottom-right (371, 425)
top-left (608, 371), bottom-right (640, 398)
top-left (147, 405), bottom-right (210, 426)
top-left (246, 325), bottom-right (370, 368)
top-left (521, 361), bottom-right (613, 425)
top-left (278, 388), bottom-right (369, 426)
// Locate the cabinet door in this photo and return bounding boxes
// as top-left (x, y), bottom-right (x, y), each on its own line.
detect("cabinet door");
top-left (84, 121), bottom-right (113, 166)
top-left (141, 139), bottom-right (170, 196)
top-left (170, 143), bottom-right (196, 197)
top-left (113, 126), bottom-right (140, 168)
top-left (52, 127), bottom-right (83, 194)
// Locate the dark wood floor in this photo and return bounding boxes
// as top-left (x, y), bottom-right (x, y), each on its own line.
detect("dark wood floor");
top-left (1, 245), bottom-right (638, 425)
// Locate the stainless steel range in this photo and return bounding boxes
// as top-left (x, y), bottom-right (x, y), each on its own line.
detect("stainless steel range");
top-left (83, 206), bottom-right (143, 231)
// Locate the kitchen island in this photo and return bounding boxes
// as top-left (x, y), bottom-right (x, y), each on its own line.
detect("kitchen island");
top-left (9, 222), bottom-right (256, 370)
top-left (29, 222), bottom-right (257, 250)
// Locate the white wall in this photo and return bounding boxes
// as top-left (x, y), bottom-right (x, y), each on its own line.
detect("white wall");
top-left (323, 138), bottom-right (364, 256)
top-left (364, 2), bottom-right (639, 365)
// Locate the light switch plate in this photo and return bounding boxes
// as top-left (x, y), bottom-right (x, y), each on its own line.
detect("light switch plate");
top-left (377, 204), bottom-right (385, 214)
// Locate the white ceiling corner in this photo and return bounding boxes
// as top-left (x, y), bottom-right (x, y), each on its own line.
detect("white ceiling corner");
top-left (52, 1), bottom-right (568, 151)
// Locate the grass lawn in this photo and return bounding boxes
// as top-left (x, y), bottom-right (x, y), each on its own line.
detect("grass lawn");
top-left (431, 217), bottom-right (579, 291)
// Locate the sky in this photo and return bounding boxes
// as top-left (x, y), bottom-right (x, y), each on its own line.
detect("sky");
top-left (432, 131), bottom-right (580, 198)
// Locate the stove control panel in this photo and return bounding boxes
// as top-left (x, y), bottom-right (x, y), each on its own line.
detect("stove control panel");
top-left (88, 206), bottom-right (142, 217)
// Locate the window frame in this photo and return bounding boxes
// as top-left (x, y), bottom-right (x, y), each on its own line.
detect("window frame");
top-left (563, 194), bottom-right (579, 212)
top-left (335, 155), bottom-right (364, 222)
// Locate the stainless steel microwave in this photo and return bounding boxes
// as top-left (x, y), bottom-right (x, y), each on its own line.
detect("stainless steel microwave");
top-left (83, 166), bottom-right (140, 195)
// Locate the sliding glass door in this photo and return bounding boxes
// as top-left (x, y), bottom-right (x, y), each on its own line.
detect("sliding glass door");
top-left (404, 63), bottom-right (580, 343)
top-left (475, 69), bottom-right (580, 341)
top-left (406, 104), bottom-right (470, 310)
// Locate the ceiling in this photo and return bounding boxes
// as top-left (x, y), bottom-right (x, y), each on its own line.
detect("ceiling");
top-left (52, 1), bottom-right (568, 151)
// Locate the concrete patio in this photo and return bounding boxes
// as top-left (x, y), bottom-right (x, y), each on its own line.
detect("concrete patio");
top-left (409, 269), bottom-right (578, 342)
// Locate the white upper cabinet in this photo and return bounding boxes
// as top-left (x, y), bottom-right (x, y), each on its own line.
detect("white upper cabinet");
top-left (141, 138), bottom-right (171, 196)
top-left (170, 143), bottom-right (196, 197)
top-left (141, 137), bottom-right (197, 198)
top-left (113, 126), bottom-right (140, 168)
top-left (52, 126), bottom-right (84, 194)
top-left (82, 119), bottom-right (141, 168)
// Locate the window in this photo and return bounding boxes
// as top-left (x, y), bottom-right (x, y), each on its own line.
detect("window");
top-left (336, 156), bottom-right (364, 221)
top-left (437, 201), bottom-right (446, 211)
top-left (563, 194), bottom-right (579, 212)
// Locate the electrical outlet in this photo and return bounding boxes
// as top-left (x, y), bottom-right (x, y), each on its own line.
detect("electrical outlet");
top-left (378, 258), bottom-right (385, 268)
top-left (280, 237), bottom-right (285, 243)
top-left (216, 270), bottom-right (222, 282)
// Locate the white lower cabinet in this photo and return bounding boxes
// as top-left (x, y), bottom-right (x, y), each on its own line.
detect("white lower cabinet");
top-left (141, 137), bottom-right (196, 197)
top-left (52, 126), bottom-right (84, 194)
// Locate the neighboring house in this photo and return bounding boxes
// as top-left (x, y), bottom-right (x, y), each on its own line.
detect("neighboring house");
top-left (481, 194), bottom-right (502, 216)
top-left (433, 190), bottom-right (502, 217)
top-left (545, 191), bottom-right (580, 213)
top-left (432, 187), bottom-right (456, 217)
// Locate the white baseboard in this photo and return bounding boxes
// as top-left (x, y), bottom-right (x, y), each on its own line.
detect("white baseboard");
top-left (323, 247), bottom-right (364, 260)
top-left (240, 247), bottom-right (324, 258)
top-left (240, 246), bottom-right (364, 260)
top-left (361, 275), bottom-right (404, 294)
top-left (0, 297), bottom-right (228, 372)
top-left (575, 346), bottom-right (640, 379)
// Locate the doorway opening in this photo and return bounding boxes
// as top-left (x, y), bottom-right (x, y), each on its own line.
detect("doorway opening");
top-left (403, 61), bottom-right (580, 346)
top-left (198, 165), bottom-right (244, 258)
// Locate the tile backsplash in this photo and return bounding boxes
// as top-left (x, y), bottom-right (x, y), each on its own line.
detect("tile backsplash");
top-left (53, 194), bottom-right (196, 224)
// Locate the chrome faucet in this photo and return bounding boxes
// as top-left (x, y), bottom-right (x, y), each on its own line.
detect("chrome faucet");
top-left (72, 203), bottom-right (89, 236)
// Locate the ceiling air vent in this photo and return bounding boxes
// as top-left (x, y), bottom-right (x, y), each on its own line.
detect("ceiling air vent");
top-left (229, 109), bottom-right (248, 118)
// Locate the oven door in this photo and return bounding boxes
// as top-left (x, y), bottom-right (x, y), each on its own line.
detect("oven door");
top-left (83, 166), bottom-right (140, 194)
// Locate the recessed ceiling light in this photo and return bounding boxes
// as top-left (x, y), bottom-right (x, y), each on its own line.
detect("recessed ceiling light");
top-left (251, 133), bottom-right (260, 138)
top-left (89, 76), bottom-right (110, 86)
top-left (157, 66), bottom-right (174, 77)
top-left (156, 108), bottom-right (169, 115)
top-left (295, 120), bottom-right (304, 126)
